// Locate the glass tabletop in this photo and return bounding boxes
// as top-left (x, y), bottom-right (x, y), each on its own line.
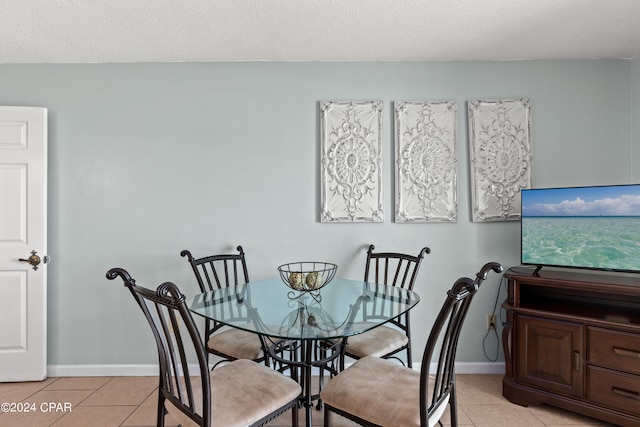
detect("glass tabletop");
top-left (187, 277), bottom-right (420, 340)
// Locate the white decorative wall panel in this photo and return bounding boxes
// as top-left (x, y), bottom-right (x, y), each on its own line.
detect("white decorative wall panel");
top-left (320, 101), bottom-right (383, 222)
top-left (394, 101), bottom-right (458, 222)
top-left (468, 98), bottom-right (532, 222)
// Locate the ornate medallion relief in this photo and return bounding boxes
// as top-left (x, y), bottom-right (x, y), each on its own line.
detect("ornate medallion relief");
top-left (320, 101), bottom-right (383, 222)
top-left (468, 98), bottom-right (532, 222)
top-left (395, 101), bottom-right (458, 222)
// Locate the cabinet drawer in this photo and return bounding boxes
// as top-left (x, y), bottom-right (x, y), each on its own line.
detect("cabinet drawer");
top-left (588, 366), bottom-right (640, 417)
top-left (589, 327), bottom-right (640, 374)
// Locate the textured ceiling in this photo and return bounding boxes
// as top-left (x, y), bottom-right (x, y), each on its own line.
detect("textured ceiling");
top-left (2, 0), bottom-right (640, 63)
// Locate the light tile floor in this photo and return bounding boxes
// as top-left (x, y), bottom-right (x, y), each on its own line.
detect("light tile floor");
top-left (0, 374), bottom-right (618, 426)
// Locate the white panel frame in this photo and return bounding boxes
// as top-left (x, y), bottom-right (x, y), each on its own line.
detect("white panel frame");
top-left (394, 100), bottom-right (458, 222)
top-left (468, 98), bottom-right (533, 222)
top-left (320, 100), bottom-right (383, 222)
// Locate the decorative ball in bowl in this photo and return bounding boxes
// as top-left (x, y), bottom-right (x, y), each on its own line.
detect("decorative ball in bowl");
top-left (278, 262), bottom-right (338, 291)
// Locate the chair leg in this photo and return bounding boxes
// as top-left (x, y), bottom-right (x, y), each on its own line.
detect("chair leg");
top-left (316, 343), bottom-right (326, 410)
top-left (157, 394), bottom-right (165, 427)
top-left (317, 369), bottom-right (324, 410)
top-left (339, 339), bottom-right (347, 372)
top-left (323, 406), bottom-right (331, 427)
top-left (292, 401), bottom-right (299, 426)
top-left (449, 383), bottom-right (458, 427)
top-left (405, 318), bottom-right (413, 368)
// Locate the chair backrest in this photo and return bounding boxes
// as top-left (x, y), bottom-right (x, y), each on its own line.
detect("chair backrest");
top-left (361, 244), bottom-right (430, 326)
top-left (181, 246), bottom-right (250, 293)
top-left (419, 262), bottom-right (503, 426)
top-left (181, 247), bottom-right (255, 338)
top-left (363, 244), bottom-right (430, 290)
top-left (106, 268), bottom-right (211, 427)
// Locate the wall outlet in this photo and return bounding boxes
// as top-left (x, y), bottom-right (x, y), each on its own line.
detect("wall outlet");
top-left (486, 314), bottom-right (497, 330)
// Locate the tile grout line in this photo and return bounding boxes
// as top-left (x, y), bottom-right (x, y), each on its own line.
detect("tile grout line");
top-left (48, 377), bottom-right (127, 427)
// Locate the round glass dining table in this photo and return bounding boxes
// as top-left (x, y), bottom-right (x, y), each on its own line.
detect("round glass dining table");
top-left (187, 277), bottom-right (420, 427)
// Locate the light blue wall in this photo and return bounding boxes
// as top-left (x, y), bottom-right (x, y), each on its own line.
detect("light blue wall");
top-left (0, 60), bottom-right (634, 369)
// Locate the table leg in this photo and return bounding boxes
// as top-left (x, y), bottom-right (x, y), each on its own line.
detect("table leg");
top-left (302, 339), bottom-right (313, 427)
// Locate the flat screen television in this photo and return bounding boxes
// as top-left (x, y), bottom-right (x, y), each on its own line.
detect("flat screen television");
top-left (521, 184), bottom-right (640, 274)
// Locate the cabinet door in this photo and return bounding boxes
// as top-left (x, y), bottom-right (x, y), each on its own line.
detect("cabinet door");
top-left (516, 315), bottom-right (583, 397)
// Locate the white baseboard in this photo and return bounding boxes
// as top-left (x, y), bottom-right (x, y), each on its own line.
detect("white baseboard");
top-left (48, 365), bottom-right (159, 377)
top-left (47, 361), bottom-right (505, 377)
top-left (450, 362), bottom-right (505, 374)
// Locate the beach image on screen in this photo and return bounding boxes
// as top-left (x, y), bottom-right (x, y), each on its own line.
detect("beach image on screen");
top-left (521, 185), bottom-right (640, 271)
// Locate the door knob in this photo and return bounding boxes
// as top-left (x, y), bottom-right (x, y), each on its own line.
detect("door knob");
top-left (19, 250), bottom-right (42, 271)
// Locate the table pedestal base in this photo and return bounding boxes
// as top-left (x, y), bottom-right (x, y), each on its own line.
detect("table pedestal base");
top-left (268, 338), bottom-right (343, 427)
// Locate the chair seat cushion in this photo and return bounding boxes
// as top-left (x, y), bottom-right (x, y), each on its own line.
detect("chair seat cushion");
top-left (208, 327), bottom-right (264, 360)
top-left (345, 324), bottom-right (408, 358)
top-left (321, 356), bottom-right (450, 427)
top-left (167, 359), bottom-right (301, 427)
top-left (321, 356), bottom-right (421, 427)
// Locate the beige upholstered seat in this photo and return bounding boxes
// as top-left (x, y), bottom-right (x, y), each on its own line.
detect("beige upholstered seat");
top-left (106, 268), bottom-right (301, 427)
top-left (207, 327), bottom-right (265, 361)
top-left (167, 359), bottom-right (301, 427)
top-left (322, 262), bottom-right (503, 427)
top-left (342, 322), bottom-right (408, 358)
top-left (321, 356), bottom-right (442, 427)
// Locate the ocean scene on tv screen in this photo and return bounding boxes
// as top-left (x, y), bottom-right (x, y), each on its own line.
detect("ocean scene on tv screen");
top-left (521, 185), bottom-right (640, 271)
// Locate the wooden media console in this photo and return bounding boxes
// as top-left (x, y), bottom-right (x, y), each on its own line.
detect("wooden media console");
top-left (502, 267), bottom-right (640, 426)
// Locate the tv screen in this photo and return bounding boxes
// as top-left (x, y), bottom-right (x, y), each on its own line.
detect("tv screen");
top-left (521, 184), bottom-right (640, 274)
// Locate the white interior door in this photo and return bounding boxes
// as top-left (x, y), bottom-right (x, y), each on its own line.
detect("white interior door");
top-left (0, 106), bottom-right (47, 382)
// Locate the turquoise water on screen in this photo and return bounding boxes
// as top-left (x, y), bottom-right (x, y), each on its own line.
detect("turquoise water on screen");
top-left (522, 216), bottom-right (640, 271)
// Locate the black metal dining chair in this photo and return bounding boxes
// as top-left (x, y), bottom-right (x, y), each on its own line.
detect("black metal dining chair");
top-left (321, 262), bottom-right (503, 427)
top-left (106, 267), bottom-right (301, 427)
top-left (342, 244), bottom-right (430, 368)
top-left (181, 246), bottom-right (270, 367)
